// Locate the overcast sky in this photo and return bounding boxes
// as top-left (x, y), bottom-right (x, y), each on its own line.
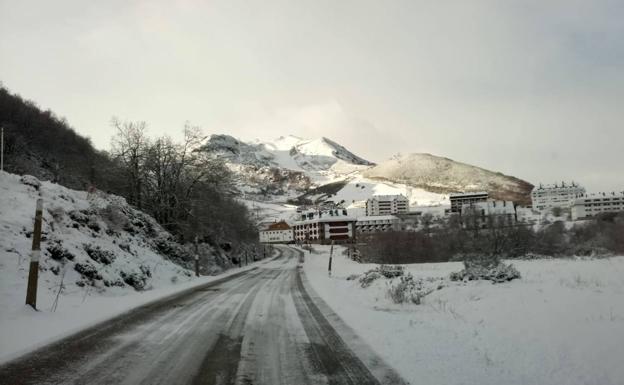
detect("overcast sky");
top-left (1, 0), bottom-right (623, 191)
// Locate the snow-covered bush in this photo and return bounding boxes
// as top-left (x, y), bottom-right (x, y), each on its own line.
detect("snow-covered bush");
top-left (83, 244), bottom-right (116, 265)
top-left (47, 241), bottom-right (75, 261)
top-left (19, 174), bottom-right (41, 190)
top-left (359, 271), bottom-right (382, 288)
top-left (450, 256), bottom-right (521, 283)
top-left (387, 273), bottom-right (444, 304)
top-left (74, 262), bottom-right (103, 282)
top-left (359, 265), bottom-right (405, 288)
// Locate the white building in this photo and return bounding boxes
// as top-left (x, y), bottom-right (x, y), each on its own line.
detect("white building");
top-left (449, 192), bottom-right (488, 213)
top-left (259, 221), bottom-right (294, 244)
top-left (531, 182), bottom-right (585, 211)
top-left (365, 195), bottom-right (409, 216)
top-left (461, 200), bottom-right (516, 227)
top-left (293, 209), bottom-right (356, 244)
top-left (355, 215), bottom-right (400, 234)
top-left (571, 193), bottom-right (624, 220)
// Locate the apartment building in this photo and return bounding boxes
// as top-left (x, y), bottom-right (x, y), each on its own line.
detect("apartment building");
top-left (449, 192), bottom-right (489, 213)
top-left (571, 193), bottom-right (624, 220)
top-left (460, 200), bottom-right (516, 228)
top-left (531, 182), bottom-right (585, 211)
top-left (293, 209), bottom-right (356, 244)
top-left (259, 220), bottom-right (294, 244)
top-left (365, 195), bottom-right (409, 216)
top-left (355, 215), bottom-right (400, 234)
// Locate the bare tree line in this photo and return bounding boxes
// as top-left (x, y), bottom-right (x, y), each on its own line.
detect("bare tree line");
top-left (109, 118), bottom-right (257, 245)
top-left (1, 85), bottom-right (258, 250)
top-left (358, 212), bottom-right (624, 264)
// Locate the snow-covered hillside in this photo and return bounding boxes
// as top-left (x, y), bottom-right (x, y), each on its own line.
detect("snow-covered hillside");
top-left (0, 170), bottom-right (238, 312)
top-left (364, 153), bottom-right (534, 205)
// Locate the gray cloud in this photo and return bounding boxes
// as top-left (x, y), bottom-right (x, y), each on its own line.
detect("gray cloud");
top-left (1, 0), bottom-right (622, 191)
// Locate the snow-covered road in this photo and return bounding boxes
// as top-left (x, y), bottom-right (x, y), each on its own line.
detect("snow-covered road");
top-left (0, 247), bottom-right (404, 385)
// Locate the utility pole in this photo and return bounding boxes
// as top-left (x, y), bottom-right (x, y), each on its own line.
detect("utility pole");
top-left (1, 125), bottom-right (4, 172)
top-left (26, 199), bottom-right (43, 309)
top-left (328, 240), bottom-right (334, 276)
top-left (194, 236), bottom-right (200, 277)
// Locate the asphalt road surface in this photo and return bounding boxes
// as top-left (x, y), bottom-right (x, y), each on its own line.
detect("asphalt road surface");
top-left (0, 246), bottom-right (406, 385)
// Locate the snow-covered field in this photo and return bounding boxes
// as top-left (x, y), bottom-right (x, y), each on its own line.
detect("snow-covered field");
top-left (303, 246), bottom-right (624, 385)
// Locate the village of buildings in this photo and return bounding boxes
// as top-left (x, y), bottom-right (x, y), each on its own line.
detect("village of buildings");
top-left (258, 182), bottom-right (624, 245)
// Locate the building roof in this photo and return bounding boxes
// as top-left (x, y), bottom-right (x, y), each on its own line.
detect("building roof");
top-left (369, 194), bottom-right (408, 200)
top-left (449, 191), bottom-right (488, 198)
top-left (571, 192), bottom-right (624, 205)
top-left (356, 215), bottom-right (399, 222)
top-left (294, 216), bottom-right (356, 225)
top-left (266, 220), bottom-right (291, 230)
top-left (532, 182), bottom-right (584, 192)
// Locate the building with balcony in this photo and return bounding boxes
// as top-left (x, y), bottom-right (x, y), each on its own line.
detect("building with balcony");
top-left (355, 215), bottom-right (400, 234)
top-left (531, 182), bottom-right (585, 212)
top-left (365, 195), bottom-right (409, 216)
top-left (293, 209), bottom-right (356, 244)
top-left (571, 193), bottom-right (624, 220)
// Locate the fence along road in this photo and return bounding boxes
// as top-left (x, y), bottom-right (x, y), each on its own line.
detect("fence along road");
top-left (0, 246), bottom-right (405, 385)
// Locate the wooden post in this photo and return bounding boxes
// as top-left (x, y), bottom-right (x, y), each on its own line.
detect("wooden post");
top-left (1, 125), bottom-right (4, 172)
top-left (194, 236), bottom-right (200, 277)
top-left (328, 240), bottom-right (334, 276)
top-left (26, 199), bottom-right (43, 309)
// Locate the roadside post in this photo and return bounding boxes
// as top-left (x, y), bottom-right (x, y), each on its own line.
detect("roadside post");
top-left (26, 198), bottom-right (43, 309)
top-left (328, 240), bottom-right (334, 277)
top-left (194, 236), bottom-right (200, 277)
top-left (1, 125), bottom-right (4, 172)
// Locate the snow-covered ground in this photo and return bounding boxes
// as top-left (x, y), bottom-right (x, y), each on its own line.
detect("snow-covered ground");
top-left (303, 246), bottom-right (624, 385)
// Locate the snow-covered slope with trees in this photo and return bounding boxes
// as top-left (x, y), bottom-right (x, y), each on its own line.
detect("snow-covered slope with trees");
top-left (0, 171), bottom-right (233, 307)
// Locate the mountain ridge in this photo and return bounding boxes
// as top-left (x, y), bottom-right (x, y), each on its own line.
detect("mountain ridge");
top-left (200, 134), bottom-right (533, 206)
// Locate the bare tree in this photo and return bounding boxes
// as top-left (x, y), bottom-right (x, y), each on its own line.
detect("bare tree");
top-left (110, 118), bottom-right (149, 209)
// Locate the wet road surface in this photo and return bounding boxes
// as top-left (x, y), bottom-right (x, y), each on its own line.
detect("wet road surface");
top-left (0, 246), bottom-right (405, 385)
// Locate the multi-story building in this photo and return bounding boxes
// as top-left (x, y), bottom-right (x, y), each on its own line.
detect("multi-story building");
top-left (293, 209), bottom-right (356, 244)
top-left (460, 200), bottom-right (516, 228)
top-left (355, 215), bottom-right (400, 234)
top-left (365, 195), bottom-right (409, 216)
top-left (259, 220), bottom-right (294, 244)
top-left (571, 193), bottom-right (624, 220)
top-left (531, 182), bottom-right (585, 211)
top-left (450, 192), bottom-right (488, 213)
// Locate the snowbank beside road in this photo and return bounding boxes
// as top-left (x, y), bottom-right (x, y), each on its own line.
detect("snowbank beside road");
top-left (0, 262), bottom-right (263, 364)
top-left (303, 246), bottom-right (624, 385)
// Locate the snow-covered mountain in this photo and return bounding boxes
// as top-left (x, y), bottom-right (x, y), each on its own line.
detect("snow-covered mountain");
top-left (200, 134), bottom-right (533, 220)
